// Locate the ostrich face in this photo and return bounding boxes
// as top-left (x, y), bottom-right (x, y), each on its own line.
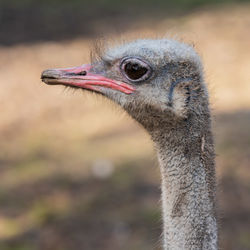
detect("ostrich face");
top-left (42, 39), bottom-right (205, 130)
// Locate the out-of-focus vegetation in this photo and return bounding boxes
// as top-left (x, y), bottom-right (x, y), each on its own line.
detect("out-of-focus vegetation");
top-left (0, 0), bottom-right (250, 250)
top-left (1, 0), bottom-right (250, 45)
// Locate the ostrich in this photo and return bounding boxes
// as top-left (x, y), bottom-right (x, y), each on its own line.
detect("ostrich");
top-left (41, 39), bottom-right (218, 249)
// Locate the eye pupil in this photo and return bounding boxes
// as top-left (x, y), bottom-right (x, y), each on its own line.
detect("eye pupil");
top-left (132, 63), bottom-right (139, 70)
top-left (124, 62), bottom-right (148, 80)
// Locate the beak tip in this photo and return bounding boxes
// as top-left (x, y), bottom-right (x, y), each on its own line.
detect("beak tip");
top-left (41, 69), bottom-right (60, 85)
top-left (42, 69), bottom-right (59, 77)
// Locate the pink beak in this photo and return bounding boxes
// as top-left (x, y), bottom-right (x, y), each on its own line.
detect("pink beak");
top-left (41, 64), bottom-right (135, 94)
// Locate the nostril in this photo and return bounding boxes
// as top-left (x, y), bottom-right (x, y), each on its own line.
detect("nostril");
top-left (78, 71), bottom-right (87, 76)
top-left (66, 71), bottom-right (87, 76)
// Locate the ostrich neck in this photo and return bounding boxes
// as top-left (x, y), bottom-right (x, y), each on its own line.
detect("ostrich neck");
top-left (151, 118), bottom-right (218, 250)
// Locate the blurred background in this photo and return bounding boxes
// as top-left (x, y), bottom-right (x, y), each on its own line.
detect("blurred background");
top-left (0, 0), bottom-right (250, 249)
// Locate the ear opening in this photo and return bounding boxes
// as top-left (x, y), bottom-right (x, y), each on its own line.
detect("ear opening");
top-left (167, 78), bottom-right (193, 118)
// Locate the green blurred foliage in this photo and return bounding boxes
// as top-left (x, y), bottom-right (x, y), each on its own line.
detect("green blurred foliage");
top-left (1, 0), bottom-right (250, 8)
top-left (1, 0), bottom-right (250, 45)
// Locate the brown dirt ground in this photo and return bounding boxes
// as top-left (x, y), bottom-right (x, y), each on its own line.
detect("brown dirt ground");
top-left (0, 4), bottom-right (250, 250)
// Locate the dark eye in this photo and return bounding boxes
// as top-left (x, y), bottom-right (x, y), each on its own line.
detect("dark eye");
top-left (120, 57), bottom-right (152, 82)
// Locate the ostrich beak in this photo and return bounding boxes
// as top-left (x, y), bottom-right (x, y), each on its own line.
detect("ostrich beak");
top-left (41, 64), bottom-right (135, 94)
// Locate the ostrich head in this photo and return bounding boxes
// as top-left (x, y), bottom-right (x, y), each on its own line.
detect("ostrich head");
top-left (42, 39), bottom-right (206, 132)
top-left (41, 39), bottom-right (218, 249)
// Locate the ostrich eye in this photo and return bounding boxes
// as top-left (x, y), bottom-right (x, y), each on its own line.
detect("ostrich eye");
top-left (120, 57), bottom-right (152, 82)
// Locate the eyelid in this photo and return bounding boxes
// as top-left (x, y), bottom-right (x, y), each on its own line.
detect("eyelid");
top-left (120, 56), bottom-right (151, 67)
